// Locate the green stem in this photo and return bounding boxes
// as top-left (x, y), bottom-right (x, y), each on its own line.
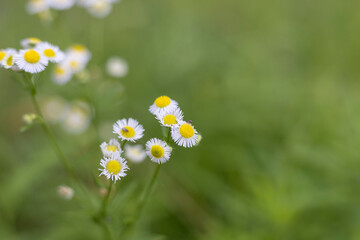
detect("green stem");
top-left (30, 91), bottom-right (79, 182)
top-left (125, 164), bottom-right (162, 234)
top-left (99, 181), bottom-right (113, 219)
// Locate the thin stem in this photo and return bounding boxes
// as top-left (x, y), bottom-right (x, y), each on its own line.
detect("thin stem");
top-left (30, 91), bottom-right (79, 182)
top-left (99, 181), bottom-right (113, 219)
top-left (125, 164), bottom-right (162, 234)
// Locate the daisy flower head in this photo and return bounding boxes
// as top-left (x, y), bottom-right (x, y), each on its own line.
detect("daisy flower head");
top-left (51, 63), bottom-right (73, 85)
top-left (1, 49), bottom-right (17, 69)
top-left (36, 42), bottom-right (65, 63)
top-left (0, 49), bottom-right (7, 66)
top-left (20, 37), bottom-right (42, 48)
top-left (99, 152), bottom-right (129, 183)
top-left (49, 0), bottom-right (75, 10)
top-left (14, 49), bottom-right (48, 73)
top-left (125, 144), bottom-right (146, 163)
top-left (113, 118), bottom-right (145, 142)
top-left (149, 96), bottom-right (178, 116)
top-left (87, 0), bottom-right (113, 18)
top-left (171, 120), bottom-right (199, 148)
top-left (64, 45), bottom-right (91, 73)
top-left (100, 138), bottom-right (122, 157)
top-left (156, 107), bottom-right (184, 127)
top-left (26, 0), bottom-right (50, 14)
top-left (145, 138), bottom-right (172, 164)
top-left (68, 44), bottom-right (91, 60)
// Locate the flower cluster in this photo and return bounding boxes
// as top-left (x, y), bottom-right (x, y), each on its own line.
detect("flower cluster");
top-left (98, 97), bottom-right (201, 183)
top-left (0, 38), bottom-right (64, 73)
top-left (27, 0), bottom-right (121, 19)
top-left (52, 44), bottom-right (91, 85)
top-left (99, 118), bottom-right (145, 183)
top-left (149, 96), bottom-right (201, 148)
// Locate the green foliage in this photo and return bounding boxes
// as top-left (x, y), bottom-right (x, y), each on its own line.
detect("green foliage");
top-left (1, 0), bottom-right (360, 239)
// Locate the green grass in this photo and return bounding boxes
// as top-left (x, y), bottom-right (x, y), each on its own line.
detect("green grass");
top-left (0, 0), bottom-right (360, 239)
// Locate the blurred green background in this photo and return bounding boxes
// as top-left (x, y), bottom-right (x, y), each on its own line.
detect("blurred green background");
top-left (1, 0), bottom-right (360, 239)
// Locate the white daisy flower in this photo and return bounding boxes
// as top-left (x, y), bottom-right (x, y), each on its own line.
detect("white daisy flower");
top-left (20, 37), bottom-right (42, 48)
top-left (57, 185), bottom-right (74, 200)
top-left (1, 49), bottom-right (17, 69)
top-left (125, 144), bottom-right (146, 163)
top-left (62, 45), bottom-right (91, 73)
top-left (49, 0), bottom-right (75, 10)
top-left (64, 53), bottom-right (88, 73)
top-left (106, 57), bottom-right (128, 78)
top-left (145, 138), bottom-right (172, 164)
top-left (0, 49), bottom-right (7, 66)
top-left (100, 138), bottom-right (122, 157)
top-left (36, 42), bottom-right (65, 63)
top-left (113, 118), bottom-right (144, 142)
top-left (14, 49), bottom-right (48, 73)
top-left (149, 96), bottom-right (178, 116)
top-left (99, 152), bottom-right (129, 183)
top-left (156, 107), bottom-right (184, 127)
top-left (68, 44), bottom-right (91, 61)
top-left (171, 121), bottom-right (199, 148)
top-left (87, 0), bottom-right (112, 18)
top-left (51, 63), bottom-right (73, 85)
top-left (26, 0), bottom-right (50, 14)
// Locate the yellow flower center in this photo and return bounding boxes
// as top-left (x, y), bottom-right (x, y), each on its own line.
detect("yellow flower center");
top-left (24, 50), bottom-right (40, 64)
top-left (106, 145), bottom-right (118, 152)
top-left (6, 56), bottom-right (13, 66)
top-left (151, 145), bottom-right (164, 158)
top-left (106, 160), bottom-right (121, 175)
top-left (29, 37), bottom-right (41, 43)
top-left (70, 61), bottom-right (78, 68)
top-left (180, 123), bottom-right (195, 138)
top-left (163, 114), bottom-right (177, 125)
top-left (55, 67), bottom-right (64, 75)
top-left (154, 96), bottom-right (171, 108)
top-left (0, 51), bottom-right (5, 61)
top-left (121, 126), bottom-right (135, 138)
top-left (72, 44), bottom-right (86, 51)
top-left (44, 49), bottom-right (55, 58)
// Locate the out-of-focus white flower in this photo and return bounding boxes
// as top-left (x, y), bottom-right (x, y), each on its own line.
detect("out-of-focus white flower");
top-left (57, 185), bottom-right (74, 200)
top-left (125, 144), bottom-right (146, 163)
top-left (42, 96), bottom-right (68, 123)
top-left (86, 0), bottom-right (112, 18)
top-left (52, 63), bottom-right (73, 85)
top-left (62, 100), bottom-right (91, 134)
top-left (106, 57), bottom-right (128, 78)
top-left (49, 0), bottom-right (75, 10)
top-left (26, 0), bottom-right (50, 14)
top-left (1, 49), bottom-right (18, 69)
top-left (20, 37), bottom-right (42, 49)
